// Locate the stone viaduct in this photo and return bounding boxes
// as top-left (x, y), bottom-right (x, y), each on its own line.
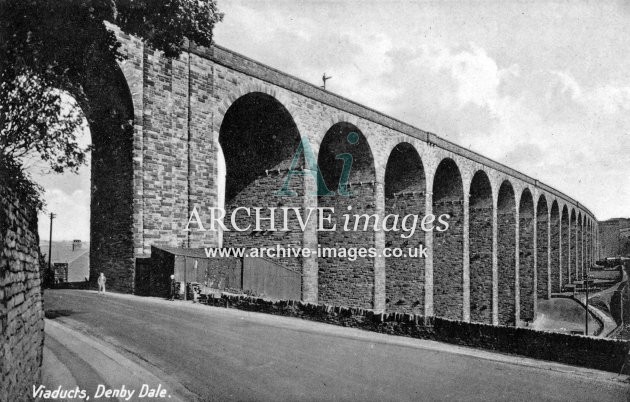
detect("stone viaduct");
top-left (85, 27), bottom-right (599, 327)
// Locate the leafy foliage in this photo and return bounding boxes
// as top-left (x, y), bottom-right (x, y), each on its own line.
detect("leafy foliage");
top-left (0, 156), bottom-right (43, 210)
top-left (0, 74), bottom-right (86, 173)
top-left (0, 0), bottom-right (223, 207)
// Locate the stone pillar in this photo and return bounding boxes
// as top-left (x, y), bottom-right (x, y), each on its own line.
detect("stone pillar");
top-left (462, 190), bottom-right (470, 322)
top-left (581, 222), bottom-right (585, 279)
top-left (302, 167), bottom-right (318, 303)
top-left (492, 194), bottom-right (499, 326)
top-left (574, 218), bottom-right (580, 280)
top-left (567, 218), bottom-right (571, 284)
top-left (559, 213), bottom-right (563, 289)
top-left (514, 208), bottom-right (521, 324)
top-left (532, 206), bottom-right (538, 320)
top-left (424, 190), bottom-right (434, 317)
top-left (373, 181), bottom-right (386, 312)
top-left (547, 209), bottom-right (552, 298)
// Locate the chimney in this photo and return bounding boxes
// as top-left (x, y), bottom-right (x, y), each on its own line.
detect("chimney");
top-left (72, 239), bottom-right (82, 251)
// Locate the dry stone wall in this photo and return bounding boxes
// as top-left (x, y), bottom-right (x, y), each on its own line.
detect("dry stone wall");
top-left (204, 293), bottom-right (630, 374)
top-left (0, 185), bottom-right (45, 401)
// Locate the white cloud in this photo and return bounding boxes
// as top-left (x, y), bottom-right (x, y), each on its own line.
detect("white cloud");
top-left (551, 70), bottom-right (630, 115)
top-left (38, 187), bottom-right (90, 241)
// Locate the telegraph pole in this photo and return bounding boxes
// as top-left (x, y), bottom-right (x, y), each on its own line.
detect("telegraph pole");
top-left (585, 265), bottom-right (589, 335)
top-left (47, 212), bottom-right (56, 285)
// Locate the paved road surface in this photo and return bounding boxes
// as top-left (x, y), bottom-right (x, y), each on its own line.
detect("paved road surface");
top-left (43, 290), bottom-right (629, 401)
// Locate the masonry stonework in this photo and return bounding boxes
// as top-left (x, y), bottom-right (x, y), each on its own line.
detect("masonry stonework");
top-left (519, 190), bottom-right (535, 322)
top-left (468, 172), bottom-right (493, 324)
top-left (317, 125), bottom-right (376, 308)
top-left (88, 28), bottom-right (599, 326)
top-left (0, 185), bottom-right (45, 401)
top-left (536, 197), bottom-right (549, 299)
top-left (550, 202), bottom-right (561, 293)
top-left (497, 182), bottom-right (517, 325)
top-left (432, 159), bottom-right (464, 320)
top-left (561, 208), bottom-right (570, 288)
top-left (384, 143), bottom-right (425, 314)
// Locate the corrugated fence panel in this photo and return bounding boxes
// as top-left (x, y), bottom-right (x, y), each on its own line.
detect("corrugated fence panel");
top-left (243, 257), bottom-right (301, 300)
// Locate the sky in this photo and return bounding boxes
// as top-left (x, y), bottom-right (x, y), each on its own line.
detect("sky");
top-left (34, 0), bottom-right (630, 241)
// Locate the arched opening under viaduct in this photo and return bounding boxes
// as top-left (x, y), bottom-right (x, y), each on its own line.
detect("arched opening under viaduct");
top-left (561, 206), bottom-right (570, 287)
top-left (497, 181), bottom-right (516, 326)
top-left (468, 170), bottom-right (493, 324)
top-left (384, 142), bottom-right (425, 314)
top-left (519, 188), bottom-right (535, 322)
top-left (218, 92), bottom-right (303, 272)
top-left (536, 195), bottom-right (549, 300)
top-left (32, 92), bottom-right (92, 285)
top-left (432, 158), bottom-right (464, 320)
top-left (550, 201), bottom-right (561, 293)
top-left (317, 122), bottom-right (376, 308)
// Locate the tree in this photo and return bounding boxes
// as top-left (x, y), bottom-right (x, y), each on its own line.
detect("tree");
top-left (0, 0), bottom-right (223, 206)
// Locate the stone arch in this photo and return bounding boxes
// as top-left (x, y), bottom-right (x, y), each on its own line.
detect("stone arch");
top-left (469, 170), bottom-right (493, 324)
top-left (432, 158), bottom-right (464, 320)
top-left (218, 92), bottom-right (304, 273)
top-left (561, 205), bottom-right (570, 287)
top-left (308, 113), bottom-right (363, 153)
top-left (536, 194), bottom-right (549, 300)
top-left (84, 61), bottom-right (136, 292)
top-left (497, 180), bottom-right (517, 326)
top-left (519, 188), bottom-right (535, 322)
top-left (317, 122), bottom-right (376, 308)
top-left (550, 200), bottom-right (561, 292)
top-left (215, 84), bottom-right (304, 136)
top-left (384, 142), bottom-right (426, 313)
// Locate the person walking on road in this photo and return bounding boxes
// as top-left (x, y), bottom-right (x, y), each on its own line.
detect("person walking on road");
top-left (170, 274), bottom-right (176, 300)
top-left (98, 272), bottom-right (106, 294)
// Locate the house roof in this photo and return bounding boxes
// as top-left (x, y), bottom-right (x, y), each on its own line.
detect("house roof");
top-left (40, 241), bottom-right (90, 264)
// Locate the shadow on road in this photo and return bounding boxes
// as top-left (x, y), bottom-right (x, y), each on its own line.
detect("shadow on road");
top-left (44, 309), bottom-right (79, 319)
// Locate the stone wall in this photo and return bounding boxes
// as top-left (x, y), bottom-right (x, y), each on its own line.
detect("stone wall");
top-left (519, 195), bottom-right (535, 322)
top-left (561, 214), bottom-right (570, 287)
top-left (498, 185), bottom-right (516, 325)
top-left (469, 207), bottom-right (493, 323)
top-left (204, 293), bottom-right (630, 374)
top-left (384, 144), bottom-right (425, 314)
top-left (550, 208), bottom-right (560, 293)
top-left (536, 203), bottom-right (549, 299)
top-left (432, 160), bottom-right (464, 320)
top-left (469, 185), bottom-right (493, 324)
top-left (599, 218), bottom-right (630, 258)
top-left (0, 185), bottom-right (45, 400)
top-left (570, 215), bottom-right (577, 283)
top-left (317, 125), bottom-right (376, 309)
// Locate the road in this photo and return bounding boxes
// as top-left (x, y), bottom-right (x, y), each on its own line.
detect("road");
top-left (43, 289), bottom-right (629, 401)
